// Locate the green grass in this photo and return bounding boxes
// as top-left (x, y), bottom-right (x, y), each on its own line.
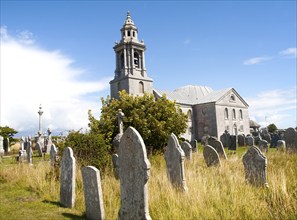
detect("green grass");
top-left (0, 146), bottom-right (297, 219)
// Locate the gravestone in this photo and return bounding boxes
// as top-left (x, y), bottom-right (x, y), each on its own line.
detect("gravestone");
top-left (26, 140), bottom-right (33, 164)
top-left (60, 147), bottom-right (76, 208)
top-left (284, 127), bottom-right (297, 152)
top-left (191, 140), bottom-right (198, 152)
top-left (270, 133), bottom-right (280, 148)
top-left (203, 145), bottom-right (221, 167)
top-left (245, 135), bottom-right (254, 146)
top-left (118, 127), bottom-right (151, 220)
top-left (208, 138), bottom-right (227, 160)
top-left (276, 140), bottom-right (286, 152)
top-left (259, 140), bottom-right (268, 153)
top-left (201, 135), bottom-right (210, 146)
top-left (253, 133), bottom-right (262, 146)
top-left (112, 154), bottom-right (119, 179)
top-left (165, 133), bottom-right (187, 192)
top-left (261, 130), bottom-right (271, 144)
top-left (238, 134), bottom-right (245, 147)
top-left (0, 135), bottom-right (4, 155)
top-left (50, 144), bottom-right (58, 166)
top-left (3, 137), bottom-right (10, 153)
top-left (181, 141), bottom-right (192, 160)
top-left (35, 142), bottom-right (43, 156)
top-left (82, 166), bottom-right (105, 220)
top-left (20, 136), bottom-right (25, 151)
top-left (242, 146), bottom-right (268, 187)
top-left (220, 130), bottom-right (231, 148)
top-left (228, 135), bottom-right (237, 150)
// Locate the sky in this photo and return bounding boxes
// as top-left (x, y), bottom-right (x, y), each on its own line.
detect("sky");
top-left (0, 1), bottom-right (296, 137)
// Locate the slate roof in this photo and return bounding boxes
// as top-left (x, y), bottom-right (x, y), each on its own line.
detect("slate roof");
top-left (155, 85), bottom-right (233, 105)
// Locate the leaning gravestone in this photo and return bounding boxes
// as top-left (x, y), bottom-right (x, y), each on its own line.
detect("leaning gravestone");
top-left (118, 127), bottom-right (151, 220)
top-left (82, 166), bottom-right (105, 220)
top-left (165, 133), bottom-right (187, 192)
top-left (238, 134), bottom-right (245, 147)
top-left (203, 145), bottom-right (221, 167)
top-left (245, 135), bottom-right (254, 146)
top-left (228, 135), bottom-right (237, 150)
top-left (242, 146), bottom-right (268, 187)
top-left (208, 138), bottom-right (227, 160)
top-left (191, 140), bottom-right (198, 152)
top-left (259, 140), bottom-right (268, 153)
top-left (276, 140), bottom-right (286, 152)
top-left (50, 144), bottom-right (58, 166)
top-left (181, 141), bottom-right (192, 160)
top-left (284, 127), bottom-right (297, 152)
top-left (26, 141), bottom-right (33, 164)
top-left (60, 147), bottom-right (76, 208)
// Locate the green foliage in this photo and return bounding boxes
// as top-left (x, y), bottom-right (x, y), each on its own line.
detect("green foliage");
top-left (59, 130), bottom-right (111, 171)
top-left (0, 126), bottom-right (18, 144)
top-left (89, 91), bottom-right (188, 153)
top-left (267, 123), bottom-right (278, 133)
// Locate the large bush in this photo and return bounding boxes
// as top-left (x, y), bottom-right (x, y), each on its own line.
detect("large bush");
top-left (88, 91), bottom-right (187, 153)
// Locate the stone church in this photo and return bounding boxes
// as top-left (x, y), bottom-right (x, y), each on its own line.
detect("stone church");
top-left (110, 12), bottom-right (250, 141)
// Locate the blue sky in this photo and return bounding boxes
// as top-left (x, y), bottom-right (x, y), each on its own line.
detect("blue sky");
top-left (1, 1), bottom-right (296, 136)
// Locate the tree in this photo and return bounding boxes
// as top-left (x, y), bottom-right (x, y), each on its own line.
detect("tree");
top-left (88, 90), bottom-right (188, 153)
top-left (0, 126), bottom-right (18, 144)
top-left (267, 123), bottom-right (278, 133)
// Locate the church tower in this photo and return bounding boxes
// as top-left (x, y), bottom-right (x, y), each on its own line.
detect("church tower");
top-left (110, 11), bottom-right (153, 99)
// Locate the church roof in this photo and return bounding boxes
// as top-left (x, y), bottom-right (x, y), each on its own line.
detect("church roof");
top-left (197, 88), bottom-right (232, 104)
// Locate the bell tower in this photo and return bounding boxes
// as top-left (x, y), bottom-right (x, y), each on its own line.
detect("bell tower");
top-left (110, 11), bottom-right (153, 99)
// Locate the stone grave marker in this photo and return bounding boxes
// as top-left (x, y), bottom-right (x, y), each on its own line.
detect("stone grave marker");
top-left (0, 135), bottom-right (4, 155)
top-left (220, 130), bottom-right (230, 148)
top-left (26, 140), bottom-right (33, 164)
top-left (270, 133), bottom-right (280, 148)
top-left (82, 166), bottom-right (105, 220)
top-left (228, 135), bottom-right (237, 150)
top-left (60, 147), bottom-right (76, 208)
top-left (284, 127), bottom-right (297, 152)
top-left (276, 140), bottom-right (286, 152)
top-left (112, 154), bottom-right (119, 179)
top-left (203, 145), bottom-right (221, 167)
top-left (238, 134), bottom-right (245, 147)
top-left (245, 135), bottom-right (254, 146)
top-left (118, 127), bottom-right (151, 220)
top-left (165, 133), bottom-right (187, 192)
top-left (259, 140), bottom-right (268, 153)
top-left (50, 144), bottom-right (58, 166)
top-left (35, 142), bottom-right (43, 156)
top-left (181, 141), bottom-right (192, 160)
top-left (242, 146), bottom-right (268, 187)
top-left (3, 137), bottom-right (10, 153)
top-left (208, 137), bottom-right (227, 160)
top-left (191, 140), bottom-right (198, 152)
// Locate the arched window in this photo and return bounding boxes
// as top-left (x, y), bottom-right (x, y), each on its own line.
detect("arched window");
top-left (120, 53), bottom-right (124, 69)
top-left (139, 81), bottom-right (144, 93)
top-left (134, 52), bottom-right (139, 68)
top-left (187, 110), bottom-right (192, 121)
top-left (232, 109), bottom-right (236, 119)
top-left (239, 109), bottom-right (243, 120)
top-left (224, 108), bottom-right (228, 119)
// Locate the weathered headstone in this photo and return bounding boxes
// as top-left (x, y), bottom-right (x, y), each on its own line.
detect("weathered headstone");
top-left (203, 145), bottom-right (221, 167)
top-left (50, 144), bottom-right (58, 166)
top-left (260, 129), bottom-right (271, 144)
top-left (228, 135), bottom-right (237, 150)
top-left (284, 127), bottom-right (297, 152)
top-left (165, 133), bottom-right (187, 192)
top-left (276, 140), bottom-right (286, 152)
top-left (0, 135), bottom-right (4, 155)
top-left (245, 135), bottom-right (254, 146)
top-left (20, 136), bottom-right (25, 151)
top-left (259, 140), bottom-right (268, 153)
top-left (270, 133), bottom-right (280, 148)
top-left (26, 140), bottom-right (33, 164)
top-left (253, 132), bottom-right (262, 146)
top-left (191, 140), bottom-right (198, 152)
top-left (112, 154), bottom-right (119, 179)
top-left (238, 134), bottom-right (245, 147)
top-left (60, 147), bottom-right (76, 208)
top-left (208, 138), bottom-right (227, 160)
top-left (81, 166), bottom-right (105, 220)
top-left (220, 130), bottom-right (230, 148)
top-left (118, 127), bottom-right (151, 220)
top-left (35, 142), bottom-right (43, 156)
top-left (3, 137), bottom-right (10, 153)
top-left (181, 141), bottom-right (192, 160)
top-left (242, 146), bottom-right (268, 187)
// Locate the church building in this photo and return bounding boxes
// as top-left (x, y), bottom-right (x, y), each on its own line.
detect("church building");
top-left (110, 12), bottom-right (250, 141)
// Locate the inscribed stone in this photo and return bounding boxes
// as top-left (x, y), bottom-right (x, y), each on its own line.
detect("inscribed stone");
top-left (284, 127), bottom-right (297, 152)
top-left (50, 144), bottom-right (58, 166)
top-left (242, 146), bottom-right (268, 187)
top-left (26, 141), bottom-right (33, 164)
top-left (118, 127), bottom-right (151, 220)
top-left (220, 131), bottom-right (230, 148)
top-left (270, 133), bottom-right (280, 148)
top-left (0, 136), bottom-right (4, 155)
top-left (238, 134), bottom-right (245, 147)
top-left (259, 140), bottom-right (268, 153)
top-left (181, 141), bottom-right (192, 160)
top-left (60, 147), bottom-right (76, 208)
top-left (165, 133), bottom-right (187, 192)
top-left (229, 135), bottom-right (237, 150)
top-left (203, 145), bottom-right (221, 167)
top-left (245, 135), bottom-right (254, 146)
top-left (208, 138), bottom-right (227, 160)
top-left (276, 140), bottom-right (286, 152)
top-left (82, 166), bottom-right (105, 220)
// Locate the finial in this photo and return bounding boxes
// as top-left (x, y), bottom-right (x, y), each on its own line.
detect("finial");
top-left (127, 11), bottom-right (131, 17)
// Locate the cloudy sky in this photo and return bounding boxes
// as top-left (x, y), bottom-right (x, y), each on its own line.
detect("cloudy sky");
top-left (1, 1), bottom-right (296, 136)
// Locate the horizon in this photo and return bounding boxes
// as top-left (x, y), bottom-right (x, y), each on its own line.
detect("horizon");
top-left (1, 1), bottom-right (296, 137)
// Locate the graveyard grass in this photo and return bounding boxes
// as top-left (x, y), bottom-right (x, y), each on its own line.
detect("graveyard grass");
top-left (1, 147), bottom-right (297, 219)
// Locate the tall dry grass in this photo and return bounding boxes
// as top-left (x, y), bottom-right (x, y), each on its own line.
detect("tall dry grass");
top-left (1, 148), bottom-right (297, 219)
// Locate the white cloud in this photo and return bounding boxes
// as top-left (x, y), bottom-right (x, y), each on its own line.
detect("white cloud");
top-left (279, 47), bottom-right (297, 58)
top-left (0, 27), bottom-right (111, 136)
top-left (246, 88), bottom-right (297, 129)
top-left (243, 56), bottom-right (271, 65)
